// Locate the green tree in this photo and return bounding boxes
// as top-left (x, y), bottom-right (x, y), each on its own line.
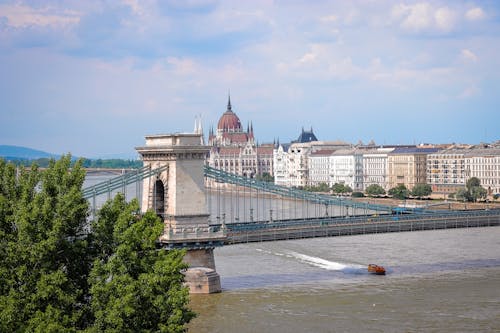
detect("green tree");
top-left (455, 188), bottom-right (470, 202)
top-left (466, 177), bottom-right (481, 190)
top-left (88, 194), bottom-right (195, 332)
top-left (455, 177), bottom-right (488, 202)
top-left (0, 155), bottom-right (91, 332)
top-left (365, 184), bottom-right (386, 197)
top-left (255, 172), bottom-right (274, 183)
top-left (332, 183), bottom-right (352, 194)
top-left (411, 183), bottom-right (432, 199)
top-left (0, 157), bottom-right (195, 332)
top-left (470, 186), bottom-right (487, 202)
top-left (388, 184), bottom-right (410, 200)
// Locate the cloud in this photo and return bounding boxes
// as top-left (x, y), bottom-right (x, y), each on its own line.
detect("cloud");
top-left (460, 49), bottom-right (478, 63)
top-left (465, 7), bottom-right (486, 21)
top-left (0, 3), bottom-right (80, 29)
top-left (391, 3), bottom-right (457, 33)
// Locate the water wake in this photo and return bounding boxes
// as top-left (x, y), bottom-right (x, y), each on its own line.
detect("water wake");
top-left (288, 251), bottom-right (365, 273)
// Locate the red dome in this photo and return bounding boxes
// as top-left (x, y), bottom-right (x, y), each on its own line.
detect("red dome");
top-left (217, 95), bottom-right (243, 131)
top-left (217, 110), bottom-right (242, 131)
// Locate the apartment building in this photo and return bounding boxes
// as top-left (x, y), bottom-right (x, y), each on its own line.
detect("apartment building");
top-left (388, 147), bottom-right (439, 190)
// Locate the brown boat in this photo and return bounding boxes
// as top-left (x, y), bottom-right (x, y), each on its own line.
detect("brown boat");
top-left (368, 264), bottom-right (386, 275)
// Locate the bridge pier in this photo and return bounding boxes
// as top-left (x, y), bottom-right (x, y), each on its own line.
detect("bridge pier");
top-left (136, 132), bottom-right (226, 294)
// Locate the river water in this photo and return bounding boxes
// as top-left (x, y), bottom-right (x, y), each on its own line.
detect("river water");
top-left (188, 227), bottom-right (500, 332)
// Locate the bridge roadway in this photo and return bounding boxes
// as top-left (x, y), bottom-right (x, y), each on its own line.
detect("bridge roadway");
top-left (209, 209), bottom-right (500, 244)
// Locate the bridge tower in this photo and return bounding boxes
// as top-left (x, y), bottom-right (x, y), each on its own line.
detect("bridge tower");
top-left (136, 132), bottom-right (226, 293)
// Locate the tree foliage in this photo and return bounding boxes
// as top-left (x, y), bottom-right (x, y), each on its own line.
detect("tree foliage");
top-left (0, 157), bottom-right (194, 332)
top-left (365, 184), bottom-right (386, 197)
top-left (8, 157), bottom-right (142, 169)
top-left (88, 194), bottom-right (195, 332)
top-left (388, 184), bottom-right (410, 200)
top-left (411, 183), bottom-right (432, 198)
top-left (454, 177), bottom-right (487, 202)
top-left (255, 172), bottom-right (274, 183)
top-left (332, 183), bottom-right (352, 194)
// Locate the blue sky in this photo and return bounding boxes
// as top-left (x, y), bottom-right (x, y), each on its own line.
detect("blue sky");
top-left (1, 0), bottom-right (499, 158)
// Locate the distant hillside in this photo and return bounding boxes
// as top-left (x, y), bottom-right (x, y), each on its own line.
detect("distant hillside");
top-left (0, 145), bottom-right (141, 169)
top-left (0, 145), bottom-right (58, 160)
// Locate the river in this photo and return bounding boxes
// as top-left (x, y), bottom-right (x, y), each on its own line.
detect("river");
top-left (188, 227), bottom-right (500, 332)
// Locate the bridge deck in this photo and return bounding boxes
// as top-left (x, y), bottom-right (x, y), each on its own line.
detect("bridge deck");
top-left (217, 209), bottom-right (500, 244)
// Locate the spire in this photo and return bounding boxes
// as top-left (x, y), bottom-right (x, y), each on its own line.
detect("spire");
top-left (227, 91), bottom-right (232, 112)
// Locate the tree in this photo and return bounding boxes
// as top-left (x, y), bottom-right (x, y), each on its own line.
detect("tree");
top-left (0, 157), bottom-right (195, 332)
top-left (388, 184), bottom-right (410, 200)
top-left (470, 186), bottom-right (487, 202)
top-left (88, 194), bottom-right (195, 332)
top-left (411, 183), bottom-right (432, 199)
top-left (455, 188), bottom-right (470, 202)
top-left (255, 172), bottom-right (274, 183)
top-left (365, 184), bottom-right (385, 197)
top-left (332, 183), bottom-right (352, 194)
top-left (466, 177), bottom-right (481, 190)
top-left (454, 177), bottom-right (487, 202)
top-left (0, 155), bottom-right (91, 332)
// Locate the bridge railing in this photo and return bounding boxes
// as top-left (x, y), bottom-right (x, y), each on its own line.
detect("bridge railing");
top-left (204, 165), bottom-right (395, 213)
top-left (213, 208), bottom-right (500, 232)
top-left (82, 164), bottom-right (168, 200)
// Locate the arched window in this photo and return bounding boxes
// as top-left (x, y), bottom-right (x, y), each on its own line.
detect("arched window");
top-left (153, 179), bottom-right (165, 218)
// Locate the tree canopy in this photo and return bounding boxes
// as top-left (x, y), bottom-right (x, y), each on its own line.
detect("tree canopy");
top-left (411, 183), bottom-right (432, 198)
top-left (332, 183), bottom-right (352, 194)
top-left (365, 184), bottom-right (386, 197)
top-left (388, 184), bottom-right (410, 200)
top-left (0, 157), bottom-right (194, 332)
top-left (455, 177), bottom-right (487, 202)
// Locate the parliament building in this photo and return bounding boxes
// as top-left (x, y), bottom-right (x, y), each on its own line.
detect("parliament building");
top-left (207, 97), bottom-right (274, 178)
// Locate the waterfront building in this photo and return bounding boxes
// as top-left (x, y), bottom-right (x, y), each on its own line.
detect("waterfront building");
top-left (330, 149), bottom-right (358, 190)
top-left (360, 148), bottom-right (394, 191)
top-left (207, 97), bottom-right (273, 178)
top-left (274, 128), bottom-right (351, 188)
top-left (387, 147), bottom-right (439, 190)
top-left (466, 148), bottom-right (500, 195)
top-left (308, 149), bottom-right (333, 186)
top-left (427, 148), bottom-right (468, 195)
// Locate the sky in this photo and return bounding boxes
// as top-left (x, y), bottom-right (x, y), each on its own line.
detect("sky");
top-left (1, 0), bottom-right (499, 158)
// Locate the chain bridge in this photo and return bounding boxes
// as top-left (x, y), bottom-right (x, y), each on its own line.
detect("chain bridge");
top-left (83, 160), bottom-right (500, 245)
top-left (82, 132), bottom-right (500, 293)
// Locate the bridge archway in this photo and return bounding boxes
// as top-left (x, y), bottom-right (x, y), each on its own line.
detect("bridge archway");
top-left (153, 178), bottom-right (166, 218)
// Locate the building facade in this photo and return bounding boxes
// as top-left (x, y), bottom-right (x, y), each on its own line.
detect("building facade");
top-left (387, 148), bottom-right (438, 190)
top-left (361, 148), bottom-right (394, 191)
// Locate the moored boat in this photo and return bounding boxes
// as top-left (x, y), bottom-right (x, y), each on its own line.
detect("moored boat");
top-left (368, 264), bottom-right (386, 275)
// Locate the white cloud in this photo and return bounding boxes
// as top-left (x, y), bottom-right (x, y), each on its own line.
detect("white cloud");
top-left (0, 4), bottom-right (80, 29)
top-left (434, 7), bottom-right (456, 32)
top-left (460, 49), bottom-right (478, 63)
top-left (391, 3), bottom-right (457, 33)
top-left (465, 7), bottom-right (486, 21)
top-left (320, 15), bottom-right (338, 23)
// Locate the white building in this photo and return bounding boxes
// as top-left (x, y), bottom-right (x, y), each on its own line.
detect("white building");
top-left (466, 148), bottom-right (500, 195)
top-left (308, 149), bottom-right (333, 186)
top-left (330, 149), bottom-right (357, 189)
top-left (361, 148), bottom-right (394, 191)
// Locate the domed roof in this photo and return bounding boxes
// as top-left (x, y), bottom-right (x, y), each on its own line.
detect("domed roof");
top-left (217, 96), bottom-right (242, 131)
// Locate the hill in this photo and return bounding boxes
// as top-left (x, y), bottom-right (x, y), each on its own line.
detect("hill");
top-left (0, 145), bottom-right (58, 160)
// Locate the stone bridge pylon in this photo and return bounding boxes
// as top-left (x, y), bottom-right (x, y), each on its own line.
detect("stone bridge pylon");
top-left (136, 131), bottom-right (226, 293)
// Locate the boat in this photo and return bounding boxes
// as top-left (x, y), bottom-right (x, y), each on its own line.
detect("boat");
top-left (368, 264), bottom-right (386, 275)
